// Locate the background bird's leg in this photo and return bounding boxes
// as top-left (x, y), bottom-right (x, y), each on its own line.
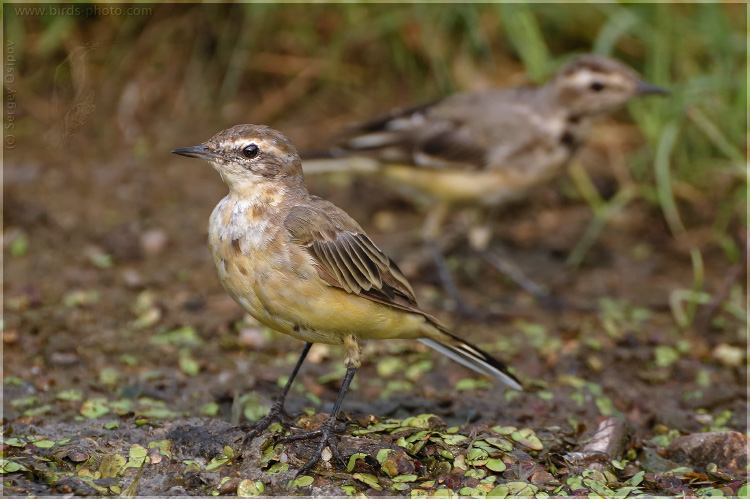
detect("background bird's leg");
top-left (279, 335), bottom-right (360, 476)
top-left (240, 342), bottom-right (312, 446)
top-left (425, 202), bottom-right (490, 322)
top-left (478, 206), bottom-right (569, 309)
top-left (482, 247), bottom-right (550, 298)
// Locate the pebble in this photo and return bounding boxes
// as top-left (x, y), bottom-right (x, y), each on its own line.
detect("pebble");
top-left (665, 431), bottom-right (747, 472)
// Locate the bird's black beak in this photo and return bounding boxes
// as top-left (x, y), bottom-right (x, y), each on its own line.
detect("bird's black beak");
top-left (171, 145), bottom-right (222, 161)
top-left (635, 80), bottom-right (669, 96)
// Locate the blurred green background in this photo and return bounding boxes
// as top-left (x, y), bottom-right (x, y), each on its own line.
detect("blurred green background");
top-left (5, 2), bottom-right (747, 314)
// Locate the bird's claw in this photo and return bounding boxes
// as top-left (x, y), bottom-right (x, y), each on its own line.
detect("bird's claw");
top-left (241, 403), bottom-right (297, 449)
top-left (280, 419), bottom-right (346, 477)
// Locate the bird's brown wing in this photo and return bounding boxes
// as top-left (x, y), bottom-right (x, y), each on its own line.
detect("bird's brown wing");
top-left (284, 198), bottom-right (419, 312)
top-left (337, 95), bottom-right (492, 170)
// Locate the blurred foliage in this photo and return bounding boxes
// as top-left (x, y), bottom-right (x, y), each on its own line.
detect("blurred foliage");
top-left (5, 3), bottom-right (746, 262)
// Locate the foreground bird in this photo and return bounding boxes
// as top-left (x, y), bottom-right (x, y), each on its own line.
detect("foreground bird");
top-left (172, 124), bottom-right (521, 476)
top-left (304, 54), bottom-right (667, 308)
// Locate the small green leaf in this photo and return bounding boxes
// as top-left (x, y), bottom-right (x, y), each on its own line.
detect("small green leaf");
top-left (376, 356), bottom-right (402, 377)
top-left (455, 378), bottom-right (492, 391)
top-left (654, 345), bottom-right (680, 367)
top-left (466, 468), bottom-right (487, 479)
top-left (237, 479), bottom-right (264, 497)
top-left (99, 454), bottom-right (127, 478)
top-left (352, 472), bottom-right (382, 490)
top-left (9, 232), bottom-right (29, 257)
top-left (81, 398), bottom-right (110, 419)
top-left (485, 437), bottom-right (513, 452)
top-left (628, 471), bottom-right (645, 486)
top-left (486, 458), bottom-right (506, 472)
top-left (442, 434), bottom-right (468, 446)
top-left (2, 460), bottom-right (28, 473)
top-left (453, 454), bottom-right (467, 470)
top-left (179, 351), bottom-right (201, 377)
top-left (347, 452), bottom-right (369, 472)
top-left (125, 444), bottom-right (149, 469)
top-left (392, 473), bottom-right (417, 483)
top-left (511, 428), bottom-right (543, 450)
top-left (291, 475), bottom-right (313, 487)
top-left (205, 456), bottom-right (229, 471)
top-left (467, 448), bottom-right (489, 466)
top-left (201, 401), bottom-right (220, 416)
top-left (381, 458), bottom-right (399, 477)
top-left (56, 389), bottom-right (83, 401)
top-left (148, 440), bottom-right (172, 459)
top-left (266, 462), bottom-right (288, 474)
top-left (341, 485), bottom-right (357, 496)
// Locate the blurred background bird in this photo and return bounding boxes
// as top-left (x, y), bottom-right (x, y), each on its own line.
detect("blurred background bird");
top-left (303, 54), bottom-right (668, 316)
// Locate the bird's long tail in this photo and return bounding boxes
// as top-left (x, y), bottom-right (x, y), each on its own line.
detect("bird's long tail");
top-left (419, 327), bottom-right (522, 391)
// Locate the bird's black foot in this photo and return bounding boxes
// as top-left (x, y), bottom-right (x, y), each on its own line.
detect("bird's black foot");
top-left (277, 416), bottom-right (347, 477)
top-left (239, 401), bottom-right (298, 450)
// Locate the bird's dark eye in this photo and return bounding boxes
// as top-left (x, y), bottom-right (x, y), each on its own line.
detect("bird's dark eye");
top-left (242, 144), bottom-right (259, 159)
top-left (590, 81), bottom-right (605, 92)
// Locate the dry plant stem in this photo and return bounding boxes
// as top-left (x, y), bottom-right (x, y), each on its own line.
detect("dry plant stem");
top-left (581, 417), bottom-right (629, 471)
top-left (694, 264), bottom-right (743, 334)
top-left (241, 342), bottom-right (313, 447)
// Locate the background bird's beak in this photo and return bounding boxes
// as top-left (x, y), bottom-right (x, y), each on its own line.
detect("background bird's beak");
top-left (635, 80), bottom-right (669, 95)
top-left (171, 145), bottom-right (222, 160)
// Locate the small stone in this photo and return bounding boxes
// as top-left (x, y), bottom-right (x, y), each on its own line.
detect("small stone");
top-left (218, 477), bottom-right (240, 495)
top-left (120, 268), bottom-right (143, 288)
top-left (3, 330), bottom-right (19, 344)
top-left (665, 431), bottom-right (748, 472)
top-left (711, 344), bottom-right (745, 368)
top-left (530, 470), bottom-right (554, 485)
top-left (140, 228), bottom-right (169, 256)
top-left (237, 328), bottom-right (265, 349)
top-left (321, 447), bottom-right (333, 462)
top-left (68, 450), bottom-right (90, 462)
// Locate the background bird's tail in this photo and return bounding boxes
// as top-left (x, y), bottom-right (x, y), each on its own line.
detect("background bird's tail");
top-left (300, 155), bottom-right (381, 175)
top-left (419, 327), bottom-right (522, 391)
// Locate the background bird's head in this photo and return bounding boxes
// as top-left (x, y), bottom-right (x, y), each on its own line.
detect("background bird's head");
top-left (550, 54), bottom-right (667, 116)
top-left (172, 124), bottom-right (306, 192)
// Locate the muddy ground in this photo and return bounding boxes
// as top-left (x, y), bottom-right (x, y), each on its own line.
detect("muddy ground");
top-left (3, 123), bottom-right (747, 496)
top-left (2, 5), bottom-right (748, 495)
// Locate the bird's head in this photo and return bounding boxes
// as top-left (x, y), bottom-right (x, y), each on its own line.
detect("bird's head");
top-left (172, 124), bottom-right (306, 192)
top-left (551, 54), bottom-right (667, 116)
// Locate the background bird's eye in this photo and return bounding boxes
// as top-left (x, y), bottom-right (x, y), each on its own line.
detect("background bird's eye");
top-left (590, 81), bottom-right (605, 91)
top-left (242, 144), bottom-right (260, 159)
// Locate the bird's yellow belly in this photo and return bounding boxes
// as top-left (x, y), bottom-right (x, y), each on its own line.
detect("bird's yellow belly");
top-left (213, 240), bottom-right (425, 344)
top-left (381, 163), bottom-right (562, 205)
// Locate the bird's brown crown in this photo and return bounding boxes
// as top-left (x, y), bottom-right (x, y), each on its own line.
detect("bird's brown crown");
top-left (550, 54), bottom-right (661, 115)
top-left (174, 124), bottom-right (306, 191)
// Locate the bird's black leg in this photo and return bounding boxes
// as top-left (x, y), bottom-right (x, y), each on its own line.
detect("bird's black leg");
top-left (277, 335), bottom-right (360, 476)
top-left (241, 342), bottom-right (312, 448)
top-left (278, 365), bottom-right (357, 476)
